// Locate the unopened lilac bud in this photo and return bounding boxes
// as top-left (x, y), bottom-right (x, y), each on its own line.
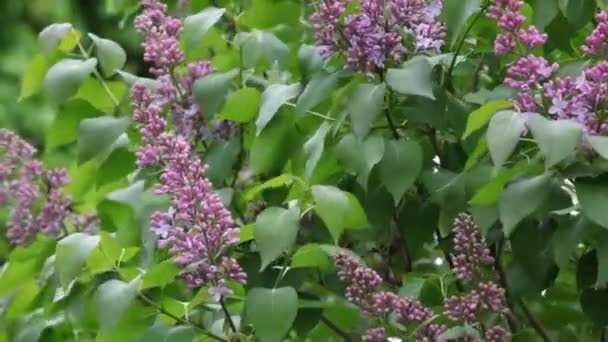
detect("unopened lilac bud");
top-left (362, 327), bottom-right (387, 342)
top-left (450, 213), bottom-right (494, 283)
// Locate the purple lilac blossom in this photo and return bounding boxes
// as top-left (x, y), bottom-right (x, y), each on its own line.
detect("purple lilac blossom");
top-left (131, 83), bottom-right (246, 296)
top-left (504, 55), bottom-right (558, 112)
top-left (311, 0), bottom-right (444, 76)
top-left (134, 0), bottom-right (184, 76)
top-left (582, 11), bottom-right (608, 56)
top-left (450, 213), bottom-right (494, 283)
top-left (334, 253), bottom-right (446, 336)
top-left (132, 1), bottom-right (246, 297)
top-left (362, 327), bottom-right (387, 342)
top-left (0, 129), bottom-right (73, 245)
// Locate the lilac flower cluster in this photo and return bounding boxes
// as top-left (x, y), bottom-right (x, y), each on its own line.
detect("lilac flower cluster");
top-left (543, 61), bottom-right (608, 135)
top-left (487, 0), bottom-right (558, 112)
top-left (582, 12), bottom-right (608, 56)
top-left (0, 129), bottom-right (97, 245)
top-left (311, 0), bottom-right (445, 76)
top-left (444, 214), bottom-right (509, 341)
top-left (487, 0), bottom-right (547, 55)
top-left (334, 253), bottom-right (447, 340)
top-left (450, 213), bottom-right (495, 283)
top-left (134, 0), bottom-right (184, 76)
top-left (132, 0), bottom-right (246, 299)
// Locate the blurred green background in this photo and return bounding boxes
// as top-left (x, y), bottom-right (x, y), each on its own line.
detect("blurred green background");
top-left (0, 0), bottom-right (145, 146)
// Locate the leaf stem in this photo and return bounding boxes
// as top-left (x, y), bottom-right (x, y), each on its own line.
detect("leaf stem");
top-left (320, 316), bottom-right (354, 342)
top-left (138, 293), bottom-right (228, 342)
top-left (445, 2), bottom-right (489, 91)
top-left (219, 296), bottom-right (238, 333)
top-left (77, 41), bottom-right (121, 108)
top-left (519, 299), bottom-right (552, 342)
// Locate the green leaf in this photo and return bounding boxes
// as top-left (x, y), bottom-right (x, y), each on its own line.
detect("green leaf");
top-left (443, 0), bottom-right (481, 46)
top-left (55, 233), bottom-right (100, 286)
top-left (290, 244), bottom-right (332, 270)
top-left (256, 83), bottom-right (301, 134)
top-left (562, 0), bottom-right (596, 29)
top-left (296, 72), bottom-right (340, 115)
top-left (96, 277), bottom-right (142, 331)
top-left (386, 57), bottom-right (435, 99)
top-left (534, 0), bottom-right (560, 31)
top-left (379, 139), bottom-right (423, 204)
top-left (498, 173), bottom-right (551, 236)
top-left (237, 30), bottom-right (290, 69)
top-left (38, 23), bottom-right (74, 56)
top-left (596, 233), bottom-right (608, 287)
top-left (312, 185), bottom-right (368, 243)
top-left (298, 45), bottom-right (323, 77)
top-left (205, 139), bottom-right (241, 185)
top-left (183, 7), bottom-right (225, 52)
top-left (527, 113), bottom-right (582, 168)
top-left (576, 178), bottom-right (608, 229)
top-left (74, 78), bottom-right (126, 112)
top-left (487, 110), bottom-right (525, 168)
top-left (250, 112), bottom-right (299, 174)
top-left (244, 174), bottom-right (295, 200)
top-left (336, 134), bottom-right (385, 189)
top-left (439, 326), bottom-right (480, 340)
top-left (255, 207), bottom-right (300, 270)
top-left (587, 136), bottom-right (608, 160)
top-left (462, 100), bottom-right (512, 139)
top-left (245, 287), bottom-right (298, 342)
top-left (163, 326), bottom-right (196, 342)
top-left (193, 69), bottom-right (238, 119)
top-left (217, 87), bottom-right (260, 123)
top-left (0, 260), bottom-right (39, 295)
top-left (19, 54), bottom-right (49, 101)
top-left (347, 83), bottom-right (386, 139)
top-left (77, 116), bottom-right (131, 164)
top-left (88, 33), bottom-right (126, 77)
top-left (43, 58), bottom-right (98, 102)
top-left (117, 70), bottom-right (158, 90)
top-left (142, 260), bottom-right (180, 289)
top-left (581, 288), bottom-right (608, 325)
top-left (46, 100), bottom-right (101, 149)
top-left (303, 122), bottom-right (331, 179)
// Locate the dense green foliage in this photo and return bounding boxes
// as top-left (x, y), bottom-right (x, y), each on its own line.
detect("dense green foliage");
top-left (3, 0), bottom-right (608, 341)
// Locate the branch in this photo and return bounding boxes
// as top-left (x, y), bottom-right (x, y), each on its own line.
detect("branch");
top-left (519, 300), bottom-right (552, 342)
top-left (493, 243), bottom-right (520, 333)
top-left (321, 316), bottom-right (354, 342)
top-left (138, 293), bottom-right (228, 342)
top-left (445, 3), bottom-right (489, 91)
top-left (219, 296), bottom-right (238, 333)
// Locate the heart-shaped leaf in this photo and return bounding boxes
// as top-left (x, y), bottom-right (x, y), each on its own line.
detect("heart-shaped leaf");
top-left (255, 207), bottom-right (300, 270)
top-left (245, 287), bottom-right (298, 342)
top-left (527, 113), bottom-right (583, 168)
top-left (487, 110), bottom-right (526, 168)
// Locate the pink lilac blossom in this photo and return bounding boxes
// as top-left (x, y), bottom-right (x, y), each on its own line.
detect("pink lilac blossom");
top-left (450, 213), bottom-right (494, 283)
top-left (582, 11), bottom-right (608, 56)
top-left (134, 0), bottom-right (184, 76)
top-left (362, 327), bottom-right (387, 342)
top-left (131, 85), bottom-right (247, 295)
top-left (334, 253), bottom-right (445, 336)
top-left (311, 0), bottom-right (444, 76)
top-left (484, 326), bottom-right (508, 342)
top-left (0, 129), bottom-right (74, 245)
top-left (487, 0), bottom-right (546, 55)
top-left (504, 55), bottom-right (558, 112)
top-left (131, 1), bottom-right (246, 296)
top-left (543, 61), bottom-right (608, 135)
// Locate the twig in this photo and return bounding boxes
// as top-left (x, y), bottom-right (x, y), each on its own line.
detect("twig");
top-left (393, 213), bottom-right (413, 272)
top-left (138, 293), bottom-right (228, 342)
top-left (493, 241), bottom-right (520, 333)
top-left (219, 296), bottom-right (238, 333)
top-left (519, 300), bottom-right (552, 342)
top-left (320, 316), bottom-right (354, 342)
top-left (77, 42), bottom-right (121, 108)
top-left (445, 3), bottom-right (489, 91)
